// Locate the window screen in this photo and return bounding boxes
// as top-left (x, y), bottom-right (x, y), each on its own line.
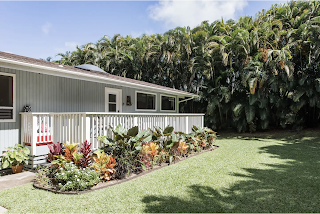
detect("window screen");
top-left (161, 96), bottom-right (175, 111)
top-left (0, 75), bottom-right (13, 107)
top-left (137, 92), bottom-right (156, 110)
top-left (0, 74), bottom-right (14, 120)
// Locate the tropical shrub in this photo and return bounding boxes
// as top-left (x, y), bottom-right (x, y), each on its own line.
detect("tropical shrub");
top-left (79, 140), bottom-right (92, 168)
top-left (91, 151), bottom-right (117, 181)
top-left (72, 152), bottom-right (83, 166)
top-left (139, 142), bottom-right (159, 170)
top-left (97, 125), bottom-right (152, 177)
top-left (47, 142), bottom-right (62, 162)
top-left (51, 154), bottom-right (66, 168)
top-left (177, 141), bottom-right (189, 156)
top-left (55, 162), bottom-right (100, 191)
top-left (1, 144), bottom-right (30, 169)
top-left (63, 142), bottom-right (79, 161)
top-left (192, 126), bottom-right (217, 148)
top-left (150, 126), bottom-right (186, 163)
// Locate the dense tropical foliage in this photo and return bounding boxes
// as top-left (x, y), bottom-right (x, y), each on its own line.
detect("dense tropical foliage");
top-left (56, 1), bottom-right (320, 132)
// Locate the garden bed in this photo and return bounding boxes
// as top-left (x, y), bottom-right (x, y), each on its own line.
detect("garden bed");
top-left (32, 125), bottom-right (217, 194)
top-left (33, 145), bottom-right (219, 194)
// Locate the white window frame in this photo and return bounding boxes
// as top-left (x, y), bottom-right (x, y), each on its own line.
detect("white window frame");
top-left (135, 91), bottom-right (157, 112)
top-left (0, 72), bottom-right (16, 123)
top-left (105, 87), bottom-right (122, 113)
top-left (160, 94), bottom-right (177, 112)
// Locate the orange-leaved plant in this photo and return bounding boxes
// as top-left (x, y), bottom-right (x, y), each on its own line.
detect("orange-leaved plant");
top-left (140, 142), bottom-right (159, 168)
top-left (63, 142), bottom-right (79, 161)
top-left (177, 141), bottom-right (189, 156)
top-left (92, 150), bottom-right (116, 181)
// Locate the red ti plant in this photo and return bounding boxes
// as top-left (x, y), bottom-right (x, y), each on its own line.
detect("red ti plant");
top-left (47, 142), bottom-right (62, 162)
top-left (80, 140), bottom-right (92, 168)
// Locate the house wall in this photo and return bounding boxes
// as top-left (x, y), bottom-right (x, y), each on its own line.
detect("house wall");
top-left (0, 66), bottom-right (178, 154)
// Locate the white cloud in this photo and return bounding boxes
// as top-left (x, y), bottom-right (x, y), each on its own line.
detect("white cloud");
top-left (41, 22), bottom-right (52, 35)
top-left (148, 0), bottom-right (248, 28)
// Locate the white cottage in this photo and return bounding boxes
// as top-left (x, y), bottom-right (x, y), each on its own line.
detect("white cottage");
top-left (0, 51), bottom-right (204, 166)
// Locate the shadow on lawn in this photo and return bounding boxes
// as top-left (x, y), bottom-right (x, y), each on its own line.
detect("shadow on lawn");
top-left (142, 131), bottom-right (320, 213)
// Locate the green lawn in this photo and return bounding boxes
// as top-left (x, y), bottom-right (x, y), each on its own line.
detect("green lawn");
top-left (1, 130), bottom-right (320, 213)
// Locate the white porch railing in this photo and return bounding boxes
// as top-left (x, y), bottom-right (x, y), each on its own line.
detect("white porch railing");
top-left (20, 112), bottom-right (204, 156)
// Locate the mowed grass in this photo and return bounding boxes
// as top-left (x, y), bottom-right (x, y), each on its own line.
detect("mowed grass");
top-left (1, 130), bottom-right (320, 213)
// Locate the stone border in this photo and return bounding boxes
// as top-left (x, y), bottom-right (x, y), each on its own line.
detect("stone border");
top-left (33, 146), bottom-right (219, 194)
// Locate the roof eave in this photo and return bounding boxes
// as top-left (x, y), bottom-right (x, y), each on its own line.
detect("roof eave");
top-left (0, 57), bottom-right (197, 97)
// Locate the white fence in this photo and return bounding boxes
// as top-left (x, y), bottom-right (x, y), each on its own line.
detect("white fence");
top-left (20, 112), bottom-right (204, 156)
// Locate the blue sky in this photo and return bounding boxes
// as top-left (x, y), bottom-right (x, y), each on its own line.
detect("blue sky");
top-left (0, 1), bottom-right (284, 60)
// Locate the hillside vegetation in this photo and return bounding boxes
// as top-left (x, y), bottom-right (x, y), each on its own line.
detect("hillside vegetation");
top-left (57, 1), bottom-right (320, 132)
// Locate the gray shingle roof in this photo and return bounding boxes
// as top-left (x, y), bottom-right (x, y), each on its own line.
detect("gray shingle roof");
top-left (0, 51), bottom-right (196, 97)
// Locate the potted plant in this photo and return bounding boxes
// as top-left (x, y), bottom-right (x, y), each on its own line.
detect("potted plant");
top-left (1, 144), bottom-right (30, 173)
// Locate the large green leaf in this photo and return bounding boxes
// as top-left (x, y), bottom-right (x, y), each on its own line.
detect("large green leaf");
top-left (249, 94), bottom-right (258, 105)
top-left (163, 126), bottom-right (174, 135)
top-left (258, 98), bottom-right (267, 109)
top-left (293, 90), bottom-right (305, 102)
top-left (2, 160), bottom-right (10, 169)
top-left (97, 136), bottom-right (114, 146)
top-left (298, 75), bottom-right (308, 85)
top-left (245, 105), bottom-right (255, 123)
top-left (113, 124), bottom-right (126, 135)
top-left (23, 147), bottom-right (30, 155)
top-left (284, 65), bottom-right (290, 77)
top-left (233, 103), bottom-right (244, 117)
top-left (248, 78), bottom-right (258, 94)
top-left (171, 133), bottom-right (178, 142)
top-left (127, 126), bottom-right (139, 137)
top-left (141, 135), bottom-right (152, 143)
top-left (260, 119), bottom-right (269, 130)
top-left (135, 130), bottom-right (149, 139)
top-left (259, 109), bottom-right (267, 120)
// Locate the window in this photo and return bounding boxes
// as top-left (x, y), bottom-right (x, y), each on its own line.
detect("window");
top-left (0, 72), bottom-right (15, 122)
top-left (136, 92), bottom-right (156, 110)
top-left (161, 95), bottom-right (176, 111)
top-left (108, 94), bottom-right (117, 112)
